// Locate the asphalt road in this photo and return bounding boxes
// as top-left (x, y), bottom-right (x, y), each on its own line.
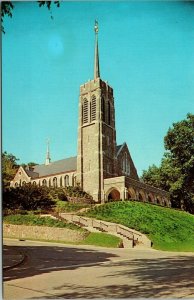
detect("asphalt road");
top-left (3, 238), bottom-right (194, 299)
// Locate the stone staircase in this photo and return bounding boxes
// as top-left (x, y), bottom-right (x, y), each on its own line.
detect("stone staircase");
top-left (50, 212), bottom-right (151, 249)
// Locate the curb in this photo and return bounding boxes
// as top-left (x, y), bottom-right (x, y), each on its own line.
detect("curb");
top-left (3, 251), bottom-right (27, 271)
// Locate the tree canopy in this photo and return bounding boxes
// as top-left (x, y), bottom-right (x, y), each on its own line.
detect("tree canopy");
top-left (1, 1), bottom-right (60, 33)
top-left (2, 151), bottom-right (19, 189)
top-left (142, 114), bottom-right (194, 213)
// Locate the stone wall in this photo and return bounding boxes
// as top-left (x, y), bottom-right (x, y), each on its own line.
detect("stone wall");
top-left (3, 224), bottom-right (87, 242)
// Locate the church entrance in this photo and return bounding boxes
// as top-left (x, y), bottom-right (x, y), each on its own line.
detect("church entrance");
top-left (107, 189), bottom-right (120, 201)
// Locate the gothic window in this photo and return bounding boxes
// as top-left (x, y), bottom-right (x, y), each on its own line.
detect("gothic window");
top-left (108, 101), bottom-right (111, 125)
top-left (22, 181), bottom-right (26, 186)
top-left (122, 153), bottom-right (130, 175)
top-left (91, 95), bottom-right (96, 121)
top-left (107, 163), bottom-right (111, 174)
top-left (32, 181), bottom-right (36, 185)
top-left (122, 158), bottom-right (125, 172)
top-left (83, 98), bottom-right (88, 124)
top-left (53, 177), bottom-right (57, 188)
top-left (60, 176), bottom-right (63, 187)
top-left (15, 182), bottom-right (19, 187)
top-left (101, 97), bottom-right (105, 122)
top-left (42, 179), bottom-right (47, 186)
top-left (64, 175), bottom-right (69, 187)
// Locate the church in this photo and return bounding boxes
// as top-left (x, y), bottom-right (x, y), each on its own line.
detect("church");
top-left (11, 21), bottom-right (171, 207)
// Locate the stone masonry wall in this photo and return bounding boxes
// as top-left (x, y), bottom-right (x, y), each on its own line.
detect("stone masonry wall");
top-left (3, 224), bottom-right (87, 242)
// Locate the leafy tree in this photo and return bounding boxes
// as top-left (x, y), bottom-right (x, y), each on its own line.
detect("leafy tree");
top-left (1, 1), bottom-right (60, 33)
top-left (142, 114), bottom-right (194, 213)
top-left (2, 151), bottom-right (19, 189)
top-left (21, 162), bottom-right (38, 169)
top-left (164, 113), bottom-right (194, 212)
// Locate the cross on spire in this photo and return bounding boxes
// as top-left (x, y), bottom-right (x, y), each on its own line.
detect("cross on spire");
top-left (94, 20), bottom-right (100, 79)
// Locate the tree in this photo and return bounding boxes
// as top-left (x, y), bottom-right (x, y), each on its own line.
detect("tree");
top-left (1, 1), bottom-right (60, 33)
top-left (3, 185), bottom-right (55, 211)
top-left (142, 114), bottom-right (194, 213)
top-left (21, 162), bottom-right (38, 169)
top-left (164, 113), bottom-right (194, 212)
top-left (2, 151), bottom-right (19, 189)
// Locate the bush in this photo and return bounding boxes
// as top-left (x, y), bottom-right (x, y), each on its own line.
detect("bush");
top-left (55, 201), bottom-right (92, 213)
top-left (3, 185), bottom-right (55, 211)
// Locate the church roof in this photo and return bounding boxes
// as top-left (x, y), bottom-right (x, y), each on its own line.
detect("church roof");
top-left (28, 156), bottom-right (77, 178)
top-left (25, 169), bottom-right (39, 179)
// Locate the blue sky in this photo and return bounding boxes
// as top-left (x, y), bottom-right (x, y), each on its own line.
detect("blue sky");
top-left (3, 1), bottom-right (194, 175)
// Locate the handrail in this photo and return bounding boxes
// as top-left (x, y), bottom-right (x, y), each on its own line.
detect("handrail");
top-left (58, 213), bottom-right (143, 243)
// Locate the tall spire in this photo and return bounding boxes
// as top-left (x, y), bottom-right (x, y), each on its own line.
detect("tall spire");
top-left (45, 138), bottom-right (51, 165)
top-left (94, 20), bottom-right (100, 79)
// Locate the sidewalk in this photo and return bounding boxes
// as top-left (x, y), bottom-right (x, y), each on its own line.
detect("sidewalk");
top-left (3, 246), bottom-right (26, 270)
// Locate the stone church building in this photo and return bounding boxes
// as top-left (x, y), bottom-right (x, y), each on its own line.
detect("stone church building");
top-left (11, 22), bottom-right (170, 207)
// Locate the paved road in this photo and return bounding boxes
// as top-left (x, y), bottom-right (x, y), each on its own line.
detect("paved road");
top-left (3, 238), bottom-right (194, 299)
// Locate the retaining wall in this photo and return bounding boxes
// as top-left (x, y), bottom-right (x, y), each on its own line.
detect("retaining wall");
top-left (3, 224), bottom-right (87, 242)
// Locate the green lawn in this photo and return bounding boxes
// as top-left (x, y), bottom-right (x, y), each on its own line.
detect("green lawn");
top-left (80, 232), bottom-right (122, 248)
top-left (82, 201), bottom-right (194, 251)
top-left (3, 214), bottom-right (84, 231)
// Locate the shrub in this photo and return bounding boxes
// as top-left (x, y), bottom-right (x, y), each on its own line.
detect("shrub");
top-left (3, 185), bottom-right (55, 211)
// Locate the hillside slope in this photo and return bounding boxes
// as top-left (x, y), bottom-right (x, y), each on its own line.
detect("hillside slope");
top-left (83, 201), bottom-right (194, 251)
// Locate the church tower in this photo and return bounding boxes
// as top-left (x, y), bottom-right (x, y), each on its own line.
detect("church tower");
top-left (77, 21), bottom-right (117, 202)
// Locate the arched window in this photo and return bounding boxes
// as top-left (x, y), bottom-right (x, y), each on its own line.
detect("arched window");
top-left (72, 175), bottom-right (76, 187)
top-left (60, 176), bottom-right (63, 187)
top-left (42, 179), bottom-right (47, 186)
top-left (22, 181), bottom-right (26, 186)
top-left (122, 158), bottom-right (125, 172)
top-left (125, 153), bottom-right (127, 173)
top-left (108, 101), bottom-right (111, 125)
top-left (101, 97), bottom-right (105, 122)
top-left (49, 179), bottom-right (51, 187)
top-left (32, 181), bottom-right (36, 186)
top-left (82, 98), bottom-right (88, 124)
top-left (64, 175), bottom-right (69, 187)
top-left (91, 95), bottom-right (96, 121)
top-left (53, 177), bottom-right (57, 188)
top-left (15, 182), bottom-right (19, 187)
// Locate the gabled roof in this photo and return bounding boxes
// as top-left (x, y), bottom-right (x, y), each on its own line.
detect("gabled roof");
top-left (27, 156), bottom-right (77, 179)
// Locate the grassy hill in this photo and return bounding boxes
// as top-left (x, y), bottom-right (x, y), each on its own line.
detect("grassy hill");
top-left (83, 201), bottom-right (194, 252)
